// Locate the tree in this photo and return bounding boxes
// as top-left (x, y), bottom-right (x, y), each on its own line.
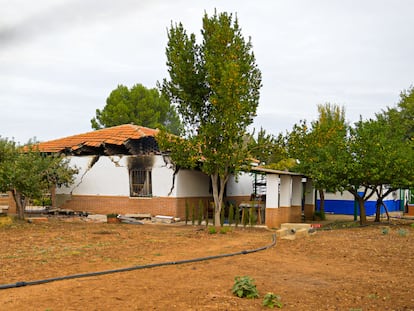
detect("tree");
top-left (287, 104), bottom-right (349, 215)
top-left (0, 138), bottom-right (78, 220)
top-left (91, 84), bottom-right (182, 135)
top-left (247, 128), bottom-right (294, 170)
top-left (159, 10), bottom-right (262, 225)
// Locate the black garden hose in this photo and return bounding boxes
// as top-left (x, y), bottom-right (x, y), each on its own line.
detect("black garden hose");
top-left (0, 233), bottom-right (276, 290)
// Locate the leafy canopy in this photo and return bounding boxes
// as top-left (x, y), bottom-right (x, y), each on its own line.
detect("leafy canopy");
top-left (159, 10), bottom-right (261, 224)
top-left (91, 84), bottom-right (182, 135)
top-left (0, 137), bottom-right (78, 219)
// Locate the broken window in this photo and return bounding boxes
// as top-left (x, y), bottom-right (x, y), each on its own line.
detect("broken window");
top-left (130, 169), bottom-right (152, 197)
top-left (128, 156), bottom-right (154, 197)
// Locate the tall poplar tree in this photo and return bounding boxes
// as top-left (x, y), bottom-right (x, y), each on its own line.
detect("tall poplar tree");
top-left (159, 10), bottom-right (262, 225)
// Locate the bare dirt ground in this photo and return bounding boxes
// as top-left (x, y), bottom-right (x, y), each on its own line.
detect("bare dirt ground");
top-left (1, 217), bottom-right (414, 311)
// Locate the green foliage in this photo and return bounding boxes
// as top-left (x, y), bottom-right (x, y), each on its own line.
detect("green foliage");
top-left (232, 276), bottom-right (259, 299)
top-left (381, 227), bottom-right (389, 235)
top-left (91, 84), bottom-right (182, 135)
top-left (219, 227), bottom-right (231, 234)
top-left (220, 203), bottom-right (225, 227)
top-left (228, 203), bottom-right (234, 226)
top-left (207, 226), bottom-right (217, 234)
top-left (185, 201), bottom-right (189, 225)
top-left (398, 228), bottom-right (407, 237)
top-left (106, 213), bottom-right (118, 219)
top-left (191, 203), bottom-right (196, 226)
top-left (248, 128), bottom-right (289, 166)
top-left (0, 138), bottom-right (78, 219)
top-left (313, 211), bottom-right (326, 221)
top-left (249, 207), bottom-right (257, 226)
top-left (263, 292), bottom-right (283, 309)
top-left (159, 10), bottom-right (262, 226)
top-left (198, 200), bottom-right (204, 226)
top-left (235, 206), bottom-right (240, 227)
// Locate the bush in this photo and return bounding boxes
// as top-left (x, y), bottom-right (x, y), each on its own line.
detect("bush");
top-left (263, 292), bottom-right (283, 308)
top-left (313, 211), bottom-right (326, 221)
top-left (232, 276), bottom-right (259, 299)
top-left (207, 226), bottom-right (217, 234)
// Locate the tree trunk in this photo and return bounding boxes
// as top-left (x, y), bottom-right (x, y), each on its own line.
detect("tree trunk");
top-left (12, 189), bottom-right (26, 220)
top-left (374, 198), bottom-right (382, 222)
top-left (318, 189), bottom-right (325, 214)
top-left (358, 197), bottom-right (367, 225)
top-left (211, 173), bottom-right (229, 226)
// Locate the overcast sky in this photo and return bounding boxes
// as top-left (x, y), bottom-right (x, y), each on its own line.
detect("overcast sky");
top-left (1, 0), bottom-right (413, 143)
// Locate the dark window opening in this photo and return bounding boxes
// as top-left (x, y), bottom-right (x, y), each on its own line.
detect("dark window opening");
top-left (130, 169), bottom-right (152, 197)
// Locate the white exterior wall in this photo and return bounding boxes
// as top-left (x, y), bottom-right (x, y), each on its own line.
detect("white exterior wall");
top-left (226, 173), bottom-right (254, 196)
top-left (291, 176), bottom-right (303, 206)
top-left (175, 169), bottom-right (211, 197)
top-left (57, 155), bottom-right (176, 197)
top-left (266, 174), bottom-right (280, 208)
top-left (280, 175), bottom-right (292, 207)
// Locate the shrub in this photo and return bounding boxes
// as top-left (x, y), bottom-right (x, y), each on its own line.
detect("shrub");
top-left (207, 226), bottom-right (217, 234)
top-left (220, 204), bottom-right (225, 227)
top-left (228, 203), bottom-right (234, 226)
top-left (191, 203), bottom-right (196, 225)
top-left (198, 200), bottom-right (204, 226)
top-left (219, 227), bottom-right (231, 234)
top-left (185, 201), bottom-right (189, 225)
top-left (232, 276), bottom-right (259, 299)
top-left (263, 292), bottom-right (283, 308)
top-left (313, 211), bottom-right (326, 220)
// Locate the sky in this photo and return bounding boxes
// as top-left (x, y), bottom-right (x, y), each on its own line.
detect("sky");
top-left (1, 0), bottom-right (413, 144)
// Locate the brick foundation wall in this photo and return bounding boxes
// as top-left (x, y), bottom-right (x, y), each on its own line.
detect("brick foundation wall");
top-left (57, 194), bottom-right (252, 219)
top-left (58, 194), bottom-right (216, 218)
top-left (265, 206), bottom-right (302, 228)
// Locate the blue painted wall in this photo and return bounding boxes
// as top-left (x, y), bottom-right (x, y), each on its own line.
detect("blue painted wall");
top-left (316, 199), bottom-right (402, 215)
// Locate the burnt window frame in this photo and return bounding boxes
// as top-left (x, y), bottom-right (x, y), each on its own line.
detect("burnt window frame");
top-left (129, 168), bottom-right (152, 197)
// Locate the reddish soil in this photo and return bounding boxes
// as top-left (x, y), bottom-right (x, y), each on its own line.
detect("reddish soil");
top-left (0, 217), bottom-right (413, 310)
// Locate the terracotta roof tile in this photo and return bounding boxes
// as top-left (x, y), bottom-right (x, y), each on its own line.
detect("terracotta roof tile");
top-left (37, 124), bottom-right (159, 153)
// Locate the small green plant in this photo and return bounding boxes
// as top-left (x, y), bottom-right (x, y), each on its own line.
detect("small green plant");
top-left (228, 203), bottom-right (234, 226)
top-left (232, 276), bottom-right (259, 299)
top-left (313, 210), bottom-right (326, 220)
top-left (220, 204), bottom-right (225, 227)
top-left (185, 201), bottom-right (189, 225)
top-left (382, 227), bottom-right (389, 235)
top-left (198, 200), bottom-right (204, 226)
top-left (207, 226), bottom-right (217, 234)
top-left (106, 213), bottom-right (118, 219)
top-left (263, 292), bottom-right (283, 308)
top-left (410, 223), bottom-right (414, 229)
top-left (398, 228), bottom-right (407, 237)
top-left (249, 207), bottom-right (257, 226)
top-left (219, 227), bottom-right (231, 234)
top-left (191, 203), bottom-right (196, 225)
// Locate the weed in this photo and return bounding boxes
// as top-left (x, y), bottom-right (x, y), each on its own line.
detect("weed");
top-left (185, 201), bottom-right (189, 225)
top-left (263, 292), bottom-right (283, 308)
top-left (368, 293), bottom-right (379, 299)
top-left (410, 223), bottom-right (414, 229)
top-left (398, 228), bottom-right (408, 237)
top-left (220, 204), bottom-right (225, 227)
top-left (228, 203), bottom-right (234, 226)
top-left (232, 276), bottom-right (259, 299)
top-left (381, 227), bottom-right (389, 235)
top-left (219, 227), bottom-right (231, 234)
top-left (198, 200), bottom-right (204, 226)
top-left (207, 226), bottom-right (217, 234)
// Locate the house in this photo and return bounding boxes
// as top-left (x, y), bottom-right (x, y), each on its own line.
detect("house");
top-left (29, 124), bottom-right (311, 228)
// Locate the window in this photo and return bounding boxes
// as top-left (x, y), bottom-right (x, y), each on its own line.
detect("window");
top-left (130, 169), bottom-right (152, 197)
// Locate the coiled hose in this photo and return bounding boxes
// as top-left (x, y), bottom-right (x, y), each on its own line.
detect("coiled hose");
top-left (0, 233), bottom-right (276, 290)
